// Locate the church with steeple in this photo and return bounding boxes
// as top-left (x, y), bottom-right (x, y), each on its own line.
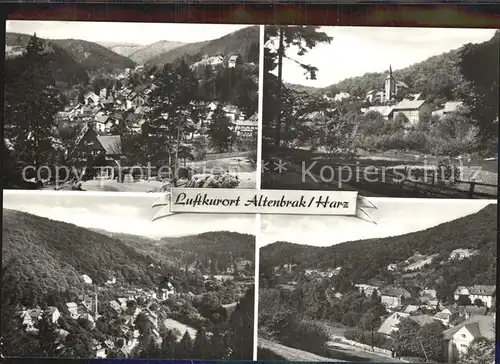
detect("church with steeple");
top-left (384, 65), bottom-right (396, 102)
top-left (383, 65), bottom-right (409, 103)
top-left (366, 65), bottom-right (409, 104)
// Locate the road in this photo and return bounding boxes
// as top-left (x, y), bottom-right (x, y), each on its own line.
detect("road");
top-left (258, 338), bottom-right (345, 361)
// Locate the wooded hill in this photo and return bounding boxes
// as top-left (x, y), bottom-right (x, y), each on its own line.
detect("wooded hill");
top-left (260, 204), bottom-right (496, 294)
top-left (6, 33), bottom-right (89, 86)
top-left (112, 231), bottom-right (255, 273)
top-left (2, 209), bottom-right (159, 308)
top-left (288, 31), bottom-right (498, 109)
top-left (6, 32), bottom-right (135, 72)
top-left (2, 210), bottom-right (254, 309)
top-left (145, 26), bottom-right (260, 67)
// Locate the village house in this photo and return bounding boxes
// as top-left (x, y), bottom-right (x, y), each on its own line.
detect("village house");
top-left (387, 263), bottom-right (398, 271)
top-left (65, 302), bottom-right (79, 320)
top-left (233, 116), bottom-right (258, 141)
top-left (432, 101), bottom-right (465, 119)
top-left (117, 298), bottom-right (128, 309)
top-left (45, 306), bottom-right (61, 324)
top-left (361, 105), bottom-right (394, 120)
top-left (434, 307), bottom-right (460, 327)
top-left (449, 249), bottom-right (479, 261)
top-left (453, 285), bottom-right (496, 308)
top-left (380, 287), bottom-right (412, 308)
top-left (227, 54), bottom-right (241, 68)
top-left (354, 284), bottom-right (380, 297)
top-left (81, 274), bottom-right (93, 285)
top-left (85, 92), bottom-right (100, 106)
top-left (72, 122), bottom-right (122, 162)
top-left (443, 314), bottom-right (495, 363)
top-left (392, 99), bottom-right (428, 127)
top-left (403, 304), bottom-right (420, 315)
top-left (21, 309), bottom-right (42, 331)
top-left (158, 281), bottom-right (175, 300)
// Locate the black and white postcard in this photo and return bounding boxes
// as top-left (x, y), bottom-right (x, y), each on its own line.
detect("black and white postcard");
top-left (4, 21), bottom-right (260, 192)
top-left (2, 191), bottom-right (255, 359)
top-left (257, 199), bottom-right (496, 363)
top-left (262, 26), bottom-right (498, 199)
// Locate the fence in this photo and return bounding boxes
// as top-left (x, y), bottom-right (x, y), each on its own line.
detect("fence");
top-left (333, 336), bottom-right (393, 357)
top-left (305, 160), bottom-right (497, 199)
top-left (332, 336), bottom-right (392, 356)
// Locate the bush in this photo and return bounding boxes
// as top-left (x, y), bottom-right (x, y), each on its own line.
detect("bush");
top-left (278, 319), bottom-right (330, 356)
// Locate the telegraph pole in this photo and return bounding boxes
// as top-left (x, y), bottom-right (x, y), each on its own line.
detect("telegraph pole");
top-left (418, 336), bottom-right (428, 362)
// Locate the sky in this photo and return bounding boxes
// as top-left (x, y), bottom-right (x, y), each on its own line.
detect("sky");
top-left (5, 21), bottom-right (249, 45)
top-left (3, 191), bottom-right (256, 239)
top-left (260, 198), bottom-right (495, 247)
top-left (269, 26), bottom-right (496, 88)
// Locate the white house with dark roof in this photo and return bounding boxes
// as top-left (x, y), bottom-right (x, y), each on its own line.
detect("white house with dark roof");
top-left (392, 99), bottom-right (427, 126)
top-left (443, 314), bottom-right (495, 361)
top-left (65, 302), bottom-right (79, 319)
top-left (453, 285), bottom-right (496, 308)
top-left (380, 287), bottom-right (412, 308)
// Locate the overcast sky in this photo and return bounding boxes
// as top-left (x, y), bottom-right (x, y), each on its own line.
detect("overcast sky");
top-left (269, 26), bottom-right (496, 88)
top-left (3, 192), bottom-right (256, 239)
top-left (6, 21), bottom-right (249, 45)
top-left (260, 198), bottom-right (494, 247)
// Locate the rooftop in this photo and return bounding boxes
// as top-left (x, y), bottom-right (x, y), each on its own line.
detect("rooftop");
top-left (443, 315), bottom-right (494, 340)
top-left (393, 99), bottom-right (426, 110)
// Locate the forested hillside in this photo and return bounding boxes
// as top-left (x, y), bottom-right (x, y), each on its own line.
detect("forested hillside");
top-left (2, 210), bottom-right (159, 308)
top-left (6, 33), bottom-right (89, 87)
top-left (261, 204), bottom-right (496, 299)
top-left (146, 26), bottom-right (260, 66)
top-left (6, 32), bottom-right (135, 72)
top-left (115, 230), bottom-right (255, 273)
top-left (319, 48), bottom-right (464, 108)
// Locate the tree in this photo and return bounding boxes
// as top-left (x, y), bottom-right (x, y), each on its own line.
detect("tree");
top-left (264, 26), bottom-right (333, 148)
top-left (459, 30), bottom-right (499, 145)
top-left (418, 321), bottom-right (445, 362)
top-left (207, 105), bottom-right (235, 153)
top-left (358, 308), bottom-right (380, 349)
top-left (160, 330), bottom-right (178, 358)
top-left (474, 298), bottom-right (484, 307)
top-left (146, 60), bottom-right (201, 175)
top-left (393, 318), bottom-right (421, 357)
top-left (191, 327), bottom-right (210, 359)
top-left (459, 337), bottom-right (495, 364)
top-left (456, 295), bottom-right (472, 306)
top-left (4, 33), bottom-right (64, 175)
top-left (176, 331), bottom-right (193, 359)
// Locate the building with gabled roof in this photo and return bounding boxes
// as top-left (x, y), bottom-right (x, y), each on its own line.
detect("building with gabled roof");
top-left (392, 99), bottom-right (427, 126)
top-left (72, 123), bottom-right (122, 162)
top-left (443, 315), bottom-right (494, 361)
top-left (380, 287), bottom-right (412, 308)
top-left (454, 285), bottom-right (496, 308)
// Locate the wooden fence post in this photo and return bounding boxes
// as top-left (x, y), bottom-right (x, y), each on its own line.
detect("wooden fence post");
top-left (400, 167), bottom-right (407, 197)
top-left (468, 181), bottom-right (476, 199)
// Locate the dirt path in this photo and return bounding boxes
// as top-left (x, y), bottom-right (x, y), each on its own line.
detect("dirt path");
top-left (258, 338), bottom-right (344, 362)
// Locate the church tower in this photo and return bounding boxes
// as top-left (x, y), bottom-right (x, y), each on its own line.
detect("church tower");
top-left (384, 65), bottom-right (396, 102)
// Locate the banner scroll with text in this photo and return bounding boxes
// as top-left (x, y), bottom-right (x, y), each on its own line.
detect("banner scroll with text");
top-left (152, 189), bottom-right (378, 223)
